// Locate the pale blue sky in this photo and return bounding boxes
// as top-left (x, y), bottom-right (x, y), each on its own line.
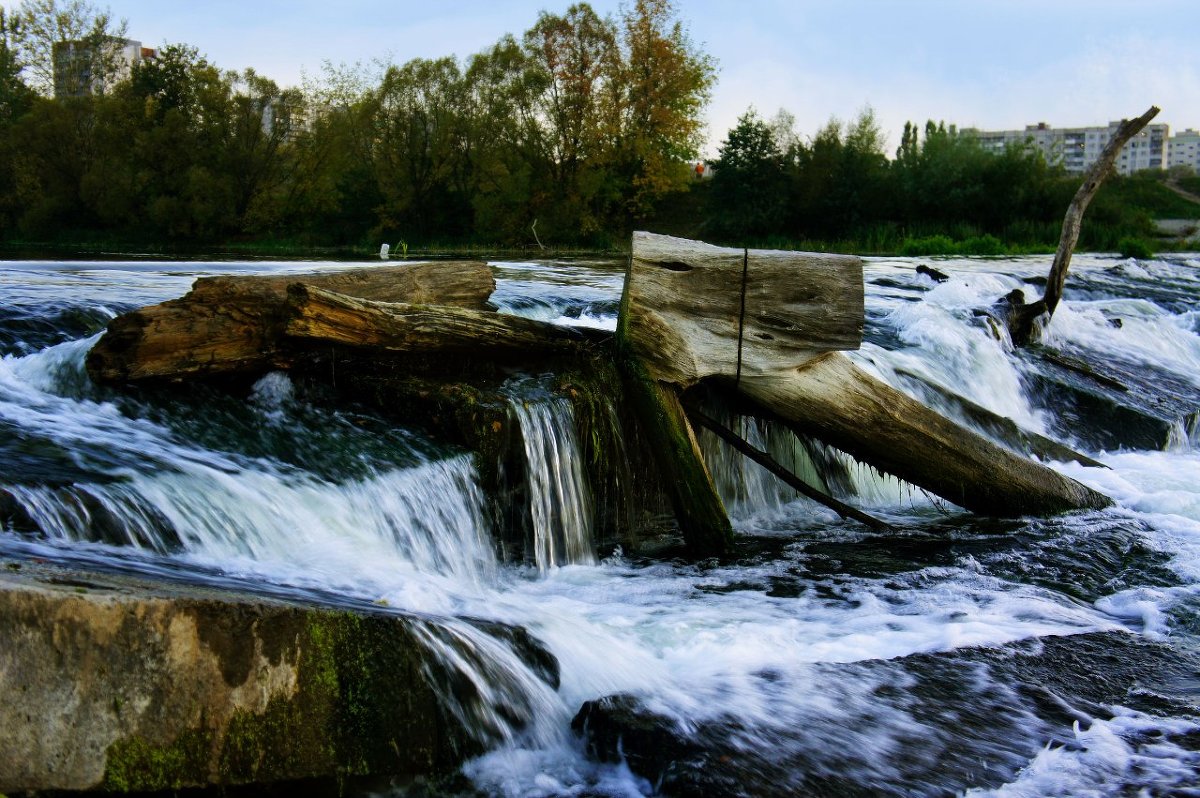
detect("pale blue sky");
top-left (8, 0), bottom-right (1198, 155)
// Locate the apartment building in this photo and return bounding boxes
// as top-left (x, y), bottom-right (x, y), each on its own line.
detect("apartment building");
top-left (1169, 129), bottom-right (1200, 172)
top-left (53, 38), bottom-right (157, 98)
top-left (966, 120), bottom-right (1171, 175)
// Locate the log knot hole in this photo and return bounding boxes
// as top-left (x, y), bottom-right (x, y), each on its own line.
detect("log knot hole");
top-left (653, 261), bottom-right (694, 273)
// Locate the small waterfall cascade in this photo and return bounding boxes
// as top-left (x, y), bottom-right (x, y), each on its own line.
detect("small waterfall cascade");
top-left (695, 402), bottom-right (875, 520)
top-left (504, 377), bottom-right (596, 571)
top-left (0, 350), bottom-right (499, 588)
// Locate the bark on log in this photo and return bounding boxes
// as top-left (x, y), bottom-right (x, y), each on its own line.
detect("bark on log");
top-left (737, 354), bottom-right (1111, 516)
top-left (285, 283), bottom-right (607, 357)
top-left (1005, 106), bottom-right (1160, 345)
top-left (621, 362), bottom-right (734, 558)
top-left (86, 261), bottom-right (495, 383)
top-left (623, 232), bottom-right (863, 386)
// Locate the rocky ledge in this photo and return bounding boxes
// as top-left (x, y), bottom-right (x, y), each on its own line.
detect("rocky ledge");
top-left (0, 559), bottom-right (556, 794)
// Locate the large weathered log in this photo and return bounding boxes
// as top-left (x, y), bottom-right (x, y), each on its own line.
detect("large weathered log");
top-left (86, 261), bottom-right (495, 383)
top-left (622, 232), bottom-right (1109, 532)
top-left (285, 283), bottom-right (607, 356)
top-left (616, 233), bottom-right (863, 556)
top-left (738, 354), bottom-right (1110, 516)
top-left (623, 232), bottom-right (863, 386)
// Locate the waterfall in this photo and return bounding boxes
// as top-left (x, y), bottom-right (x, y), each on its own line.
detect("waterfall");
top-left (505, 378), bottom-right (595, 571)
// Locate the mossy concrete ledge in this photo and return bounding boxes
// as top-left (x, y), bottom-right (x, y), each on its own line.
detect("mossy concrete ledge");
top-left (0, 562), bottom-right (494, 793)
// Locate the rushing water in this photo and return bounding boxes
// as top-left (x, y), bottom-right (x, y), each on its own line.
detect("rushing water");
top-left (2, 254), bottom-right (1200, 796)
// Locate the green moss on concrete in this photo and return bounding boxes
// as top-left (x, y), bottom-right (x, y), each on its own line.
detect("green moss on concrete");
top-left (100, 606), bottom-right (474, 792)
top-left (100, 728), bottom-right (214, 792)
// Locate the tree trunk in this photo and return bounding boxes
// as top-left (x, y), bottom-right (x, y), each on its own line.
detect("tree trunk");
top-left (86, 261), bottom-right (496, 383)
top-left (286, 283), bottom-right (606, 357)
top-left (737, 354), bottom-right (1110, 516)
top-left (1005, 106), bottom-right (1160, 345)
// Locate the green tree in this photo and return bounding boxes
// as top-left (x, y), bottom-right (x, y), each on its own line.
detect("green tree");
top-left (12, 0), bottom-right (128, 96)
top-left (367, 56), bottom-right (470, 238)
top-left (523, 3), bottom-right (619, 235)
top-left (712, 109), bottom-right (786, 237)
top-left (616, 0), bottom-right (715, 219)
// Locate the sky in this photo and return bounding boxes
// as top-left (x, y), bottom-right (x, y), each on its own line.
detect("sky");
top-left (7, 0), bottom-right (1199, 157)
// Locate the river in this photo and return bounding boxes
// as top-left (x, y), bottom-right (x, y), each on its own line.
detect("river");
top-left (1, 252), bottom-right (1199, 796)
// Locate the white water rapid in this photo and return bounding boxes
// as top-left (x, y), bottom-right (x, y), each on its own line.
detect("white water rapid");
top-left (1, 254), bottom-right (1199, 796)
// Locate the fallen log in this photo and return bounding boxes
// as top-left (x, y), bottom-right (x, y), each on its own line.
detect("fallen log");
top-left (286, 283), bottom-right (607, 357)
top-left (737, 354), bottom-right (1110, 516)
top-left (86, 261), bottom-right (495, 383)
top-left (621, 233), bottom-right (1109, 544)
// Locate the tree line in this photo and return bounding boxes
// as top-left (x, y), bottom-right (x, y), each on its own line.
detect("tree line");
top-left (0, 0), bottom-right (1190, 253)
top-left (706, 109), bottom-right (1186, 254)
top-left (0, 0), bottom-right (714, 248)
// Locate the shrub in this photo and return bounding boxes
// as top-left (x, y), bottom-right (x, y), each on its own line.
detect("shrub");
top-left (1117, 236), bottom-right (1154, 259)
top-left (899, 234), bottom-right (957, 256)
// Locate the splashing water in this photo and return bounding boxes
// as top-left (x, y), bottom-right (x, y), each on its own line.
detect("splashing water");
top-left (505, 377), bottom-right (596, 571)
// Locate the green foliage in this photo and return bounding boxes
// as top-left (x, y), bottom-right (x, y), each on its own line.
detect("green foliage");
top-left (0, 1), bottom-right (715, 248)
top-left (711, 109), bottom-right (785, 237)
top-left (898, 235), bottom-right (957, 256)
top-left (0, 1), bottom-right (1193, 254)
top-left (1117, 236), bottom-right (1154, 259)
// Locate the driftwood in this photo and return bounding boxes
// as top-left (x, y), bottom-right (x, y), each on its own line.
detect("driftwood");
top-left (86, 261), bottom-right (495, 382)
top-left (736, 354), bottom-right (1108, 516)
top-left (86, 233), bottom-right (1114, 561)
top-left (619, 232), bottom-right (1109, 554)
top-left (286, 283), bottom-right (605, 357)
top-left (1001, 106), bottom-right (1160, 345)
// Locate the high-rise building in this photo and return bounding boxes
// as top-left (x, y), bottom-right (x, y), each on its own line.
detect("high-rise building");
top-left (964, 120), bottom-right (1170, 176)
top-left (1169, 129), bottom-right (1200, 172)
top-left (53, 38), bottom-right (157, 98)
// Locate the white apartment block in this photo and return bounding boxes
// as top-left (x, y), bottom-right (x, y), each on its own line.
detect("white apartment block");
top-left (53, 38), bottom-right (157, 98)
top-left (1169, 129), bottom-right (1200, 172)
top-left (966, 121), bottom-right (1172, 176)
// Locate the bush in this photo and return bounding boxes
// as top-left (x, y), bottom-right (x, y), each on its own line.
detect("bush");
top-left (1117, 236), bottom-right (1154, 259)
top-left (958, 234), bottom-right (1005, 256)
top-left (899, 234), bottom-right (957, 256)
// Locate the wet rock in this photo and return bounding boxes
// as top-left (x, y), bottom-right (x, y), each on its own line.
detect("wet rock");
top-left (1023, 346), bottom-right (1200, 451)
top-left (572, 632), bottom-right (1200, 798)
top-left (915, 264), bottom-right (949, 283)
top-left (0, 560), bottom-right (557, 793)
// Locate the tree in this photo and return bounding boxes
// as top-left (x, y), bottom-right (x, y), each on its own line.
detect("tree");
top-left (368, 57), bottom-right (470, 237)
top-left (617, 0), bottom-right (715, 218)
top-left (0, 10), bottom-right (33, 122)
top-left (523, 3), bottom-right (620, 234)
top-left (12, 0), bottom-right (128, 97)
top-left (712, 109), bottom-right (785, 238)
